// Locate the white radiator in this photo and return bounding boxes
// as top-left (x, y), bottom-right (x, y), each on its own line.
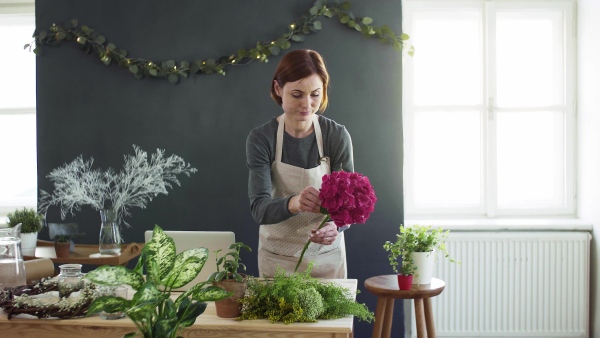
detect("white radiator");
top-left (407, 231), bottom-right (591, 338)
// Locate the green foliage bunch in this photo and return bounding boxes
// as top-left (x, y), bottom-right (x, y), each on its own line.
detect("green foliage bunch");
top-left (85, 225), bottom-right (232, 338)
top-left (25, 0), bottom-right (412, 83)
top-left (7, 207), bottom-right (44, 233)
top-left (239, 264), bottom-right (374, 324)
top-left (207, 242), bottom-right (252, 283)
top-left (383, 224), bottom-right (457, 276)
top-left (53, 234), bottom-right (71, 242)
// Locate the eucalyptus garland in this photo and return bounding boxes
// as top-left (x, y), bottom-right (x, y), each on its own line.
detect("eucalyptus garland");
top-left (25, 0), bottom-right (412, 83)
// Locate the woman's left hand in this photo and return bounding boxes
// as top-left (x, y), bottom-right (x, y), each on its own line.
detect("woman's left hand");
top-left (309, 221), bottom-right (338, 245)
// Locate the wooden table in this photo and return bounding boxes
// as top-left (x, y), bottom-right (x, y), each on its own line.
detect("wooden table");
top-left (0, 279), bottom-right (356, 338)
top-left (364, 275), bottom-right (445, 338)
top-left (24, 240), bottom-right (144, 266)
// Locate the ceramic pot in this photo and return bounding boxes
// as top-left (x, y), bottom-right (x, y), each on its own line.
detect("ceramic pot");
top-left (412, 251), bottom-right (435, 285)
top-left (397, 274), bottom-right (413, 290)
top-left (54, 241), bottom-right (71, 258)
top-left (212, 274), bottom-right (247, 318)
top-left (20, 232), bottom-right (38, 256)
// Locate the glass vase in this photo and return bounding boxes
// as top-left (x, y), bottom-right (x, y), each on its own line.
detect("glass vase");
top-left (99, 209), bottom-right (122, 255)
top-left (57, 263), bottom-right (84, 298)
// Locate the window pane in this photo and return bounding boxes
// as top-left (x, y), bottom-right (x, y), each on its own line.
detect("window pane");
top-left (0, 113), bottom-right (37, 206)
top-left (496, 10), bottom-right (564, 107)
top-left (412, 110), bottom-right (482, 207)
top-left (496, 111), bottom-right (565, 208)
top-left (412, 9), bottom-right (482, 106)
top-left (0, 14), bottom-right (36, 109)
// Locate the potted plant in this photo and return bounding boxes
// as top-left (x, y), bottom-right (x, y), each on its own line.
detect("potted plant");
top-left (84, 225), bottom-right (232, 338)
top-left (384, 224), bottom-right (457, 287)
top-left (207, 242), bottom-right (252, 318)
top-left (53, 234), bottom-right (71, 258)
top-left (7, 207), bottom-right (44, 256)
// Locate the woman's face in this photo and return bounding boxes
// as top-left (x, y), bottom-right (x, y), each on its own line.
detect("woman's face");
top-left (274, 74), bottom-right (323, 123)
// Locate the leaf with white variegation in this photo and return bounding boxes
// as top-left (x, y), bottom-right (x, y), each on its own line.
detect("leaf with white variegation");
top-left (161, 248), bottom-right (208, 289)
top-left (85, 265), bottom-right (145, 290)
top-left (87, 295), bottom-right (130, 315)
top-left (145, 225), bottom-right (176, 280)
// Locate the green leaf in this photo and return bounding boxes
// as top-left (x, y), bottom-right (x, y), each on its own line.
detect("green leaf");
top-left (206, 59), bottom-right (216, 66)
top-left (95, 35), bottom-right (106, 44)
top-left (400, 33), bottom-right (410, 41)
top-left (340, 15), bottom-right (350, 24)
top-left (281, 40), bottom-right (291, 50)
top-left (165, 59), bottom-right (176, 68)
top-left (268, 45), bottom-right (281, 55)
top-left (362, 17), bottom-right (373, 25)
top-left (123, 333), bottom-right (137, 338)
top-left (149, 69), bottom-right (158, 76)
top-left (85, 265), bottom-right (145, 290)
top-left (127, 282), bottom-right (167, 319)
top-left (178, 301), bottom-right (207, 327)
top-left (180, 61), bottom-right (190, 69)
top-left (168, 73), bottom-right (179, 84)
top-left (87, 295), bottom-right (130, 315)
top-left (192, 285), bottom-right (233, 302)
top-left (106, 43), bottom-right (116, 51)
top-left (161, 248), bottom-right (208, 289)
top-left (291, 35), bottom-right (305, 42)
top-left (70, 19), bottom-right (79, 28)
top-left (323, 9), bottom-right (333, 18)
top-left (313, 21), bottom-right (322, 30)
top-left (145, 225), bottom-right (176, 280)
top-left (155, 317), bottom-right (178, 338)
top-left (56, 32), bottom-right (67, 41)
top-left (128, 65), bottom-right (138, 74)
top-left (309, 6), bottom-right (319, 16)
top-left (340, 1), bottom-right (352, 10)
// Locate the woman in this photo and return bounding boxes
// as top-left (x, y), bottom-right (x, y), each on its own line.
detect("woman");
top-left (246, 49), bottom-right (354, 278)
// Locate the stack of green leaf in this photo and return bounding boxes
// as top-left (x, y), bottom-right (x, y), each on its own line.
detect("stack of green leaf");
top-left (239, 264), bottom-right (374, 324)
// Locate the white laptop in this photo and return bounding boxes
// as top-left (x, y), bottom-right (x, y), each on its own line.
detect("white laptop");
top-left (144, 230), bottom-right (235, 291)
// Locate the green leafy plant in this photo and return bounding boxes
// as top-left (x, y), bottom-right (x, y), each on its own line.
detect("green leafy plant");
top-left (383, 224), bottom-right (457, 276)
top-left (53, 234), bottom-right (71, 243)
top-left (24, 0), bottom-right (412, 83)
top-left (208, 242), bottom-right (252, 283)
top-left (239, 263), bottom-right (373, 324)
top-left (85, 225), bottom-right (232, 338)
top-left (7, 207), bottom-right (44, 233)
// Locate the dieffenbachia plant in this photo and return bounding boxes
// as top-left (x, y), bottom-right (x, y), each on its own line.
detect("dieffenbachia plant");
top-left (85, 225), bottom-right (232, 338)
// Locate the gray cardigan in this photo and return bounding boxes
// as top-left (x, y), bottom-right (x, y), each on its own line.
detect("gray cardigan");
top-left (246, 115), bottom-right (354, 225)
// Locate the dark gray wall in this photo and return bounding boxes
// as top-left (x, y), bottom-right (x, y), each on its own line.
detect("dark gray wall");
top-left (35, 0), bottom-right (404, 336)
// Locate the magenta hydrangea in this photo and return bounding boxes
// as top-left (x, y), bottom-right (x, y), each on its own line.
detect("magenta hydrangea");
top-left (319, 171), bottom-right (377, 227)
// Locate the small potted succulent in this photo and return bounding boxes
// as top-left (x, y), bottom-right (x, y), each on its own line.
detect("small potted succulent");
top-left (7, 207), bottom-right (44, 256)
top-left (207, 242), bottom-right (252, 318)
top-left (53, 234), bottom-right (72, 258)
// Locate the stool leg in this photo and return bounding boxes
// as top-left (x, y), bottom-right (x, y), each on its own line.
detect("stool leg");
top-left (423, 297), bottom-right (436, 338)
top-left (414, 298), bottom-right (426, 338)
top-left (381, 298), bottom-right (395, 338)
top-left (372, 297), bottom-right (388, 338)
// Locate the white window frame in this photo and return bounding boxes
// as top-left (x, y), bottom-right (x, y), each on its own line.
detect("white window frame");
top-left (0, 0), bottom-right (36, 225)
top-left (402, 0), bottom-right (576, 218)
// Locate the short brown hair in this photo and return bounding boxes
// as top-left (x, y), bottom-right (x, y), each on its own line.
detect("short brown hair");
top-left (270, 49), bottom-right (330, 113)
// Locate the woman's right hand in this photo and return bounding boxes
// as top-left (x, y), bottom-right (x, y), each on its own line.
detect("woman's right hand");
top-left (288, 186), bottom-right (321, 214)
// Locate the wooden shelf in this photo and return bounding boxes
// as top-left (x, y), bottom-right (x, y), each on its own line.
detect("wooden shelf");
top-left (24, 240), bottom-right (144, 266)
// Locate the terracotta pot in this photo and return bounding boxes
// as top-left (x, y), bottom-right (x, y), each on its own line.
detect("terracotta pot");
top-left (212, 274), bottom-right (247, 318)
top-left (54, 241), bottom-right (71, 258)
top-left (397, 274), bottom-right (413, 290)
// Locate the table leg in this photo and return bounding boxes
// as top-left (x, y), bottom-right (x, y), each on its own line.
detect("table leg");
top-left (372, 297), bottom-right (388, 338)
top-left (381, 297), bottom-right (395, 338)
top-left (423, 297), bottom-right (436, 338)
top-left (414, 298), bottom-right (426, 338)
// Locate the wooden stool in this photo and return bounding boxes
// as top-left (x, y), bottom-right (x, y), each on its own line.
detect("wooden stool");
top-left (364, 275), bottom-right (445, 338)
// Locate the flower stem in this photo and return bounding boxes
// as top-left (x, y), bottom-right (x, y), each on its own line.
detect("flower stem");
top-left (294, 214), bottom-right (330, 273)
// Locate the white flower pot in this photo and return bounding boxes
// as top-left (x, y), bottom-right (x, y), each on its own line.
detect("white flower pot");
top-left (412, 251), bottom-right (434, 285)
top-left (20, 232), bottom-right (38, 256)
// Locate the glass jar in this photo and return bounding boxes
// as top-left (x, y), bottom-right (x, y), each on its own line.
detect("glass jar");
top-left (57, 263), bottom-right (84, 298)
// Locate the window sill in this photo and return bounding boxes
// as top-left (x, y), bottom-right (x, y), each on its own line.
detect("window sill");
top-left (403, 218), bottom-right (593, 232)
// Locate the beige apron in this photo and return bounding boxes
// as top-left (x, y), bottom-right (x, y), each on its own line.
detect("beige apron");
top-left (258, 114), bottom-right (347, 278)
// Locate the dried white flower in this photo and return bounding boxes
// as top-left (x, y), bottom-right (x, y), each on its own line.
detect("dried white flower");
top-left (39, 145), bottom-right (197, 226)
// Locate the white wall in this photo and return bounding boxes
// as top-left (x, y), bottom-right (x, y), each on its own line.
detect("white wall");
top-left (577, 0), bottom-right (600, 336)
